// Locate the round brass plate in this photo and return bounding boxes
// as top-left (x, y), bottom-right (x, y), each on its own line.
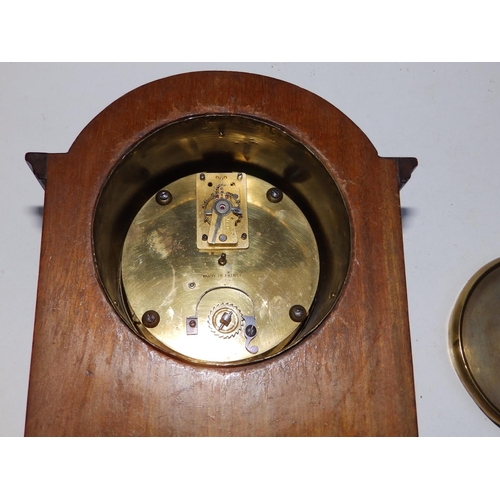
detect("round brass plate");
top-left (450, 258), bottom-right (500, 425)
top-left (122, 173), bottom-right (320, 365)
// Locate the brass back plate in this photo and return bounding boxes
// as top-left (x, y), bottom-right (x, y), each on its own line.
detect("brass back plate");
top-left (121, 173), bottom-right (319, 365)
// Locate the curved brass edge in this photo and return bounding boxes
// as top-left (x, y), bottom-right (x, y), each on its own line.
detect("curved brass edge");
top-left (449, 257), bottom-right (500, 426)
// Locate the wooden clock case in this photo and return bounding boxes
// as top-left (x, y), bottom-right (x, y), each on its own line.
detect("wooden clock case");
top-left (25, 71), bottom-right (418, 436)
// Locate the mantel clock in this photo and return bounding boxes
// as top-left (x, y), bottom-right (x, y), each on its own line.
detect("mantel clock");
top-left (25, 71), bottom-right (418, 436)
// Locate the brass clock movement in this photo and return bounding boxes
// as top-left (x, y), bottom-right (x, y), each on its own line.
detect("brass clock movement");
top-left (120, 171), bottom-right (320, 364)
top-left (25, 71), bottom-right (418, 436)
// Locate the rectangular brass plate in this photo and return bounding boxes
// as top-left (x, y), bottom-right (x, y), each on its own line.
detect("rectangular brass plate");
top-left (196, 172), bottom-right (249, 250)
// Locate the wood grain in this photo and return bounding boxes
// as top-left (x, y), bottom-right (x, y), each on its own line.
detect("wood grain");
top-left (25, 72), bottom-right (417, 436)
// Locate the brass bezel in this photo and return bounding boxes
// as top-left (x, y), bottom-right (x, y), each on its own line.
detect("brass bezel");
top-left (449, 257), bottom-right (500, 426)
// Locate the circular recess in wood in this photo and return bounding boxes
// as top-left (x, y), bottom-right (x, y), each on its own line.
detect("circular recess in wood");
top-left (93, 81), bottom-right (350, 365)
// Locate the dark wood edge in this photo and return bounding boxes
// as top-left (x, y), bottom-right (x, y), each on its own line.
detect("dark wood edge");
top-left (25, 152), bottom-right (48, 189)
top-left (383, 157), bottom-right (418, 189)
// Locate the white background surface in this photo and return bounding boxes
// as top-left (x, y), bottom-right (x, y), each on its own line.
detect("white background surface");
top-left (2, 62), bottom-right (500, 437)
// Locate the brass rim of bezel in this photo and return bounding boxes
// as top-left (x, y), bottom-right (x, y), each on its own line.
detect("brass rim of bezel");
top-left (449, 257), bottom-right (500, 426)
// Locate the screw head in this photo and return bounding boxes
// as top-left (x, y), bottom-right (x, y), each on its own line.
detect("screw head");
top-left (218, 253), bottom-right (227, 266)
top-left (214, 199), bottom-right (231, 216)
top-left (142, 310), bottom-right (160, 328)
top-left (245, 325), bottom-right (257, 338)
top-left (266, 187), bottom-right (283, 203)
top-left (289, 305), bottom-right (307, 322)
top-left (155, 190), bottom-right (172, 206)
top-left (189, 319), bottom-right (197, 328)
top-left (202, 234), bottom-right (208, 241)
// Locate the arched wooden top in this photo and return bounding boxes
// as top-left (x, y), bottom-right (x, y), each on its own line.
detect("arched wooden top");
top-left (67, 71), bottom-right (380, 183)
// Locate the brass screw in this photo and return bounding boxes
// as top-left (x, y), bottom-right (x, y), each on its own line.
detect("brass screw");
top-left (142, 310), bottom-right (160, 328)
top-left (245, 325), bottom-right (257, 338)
top-left (289, 305), bottom-right (307, 322)
top-left (155, 190), bottom-right (172, 206)
top-left (266, 187), bottom-right (283, 203)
